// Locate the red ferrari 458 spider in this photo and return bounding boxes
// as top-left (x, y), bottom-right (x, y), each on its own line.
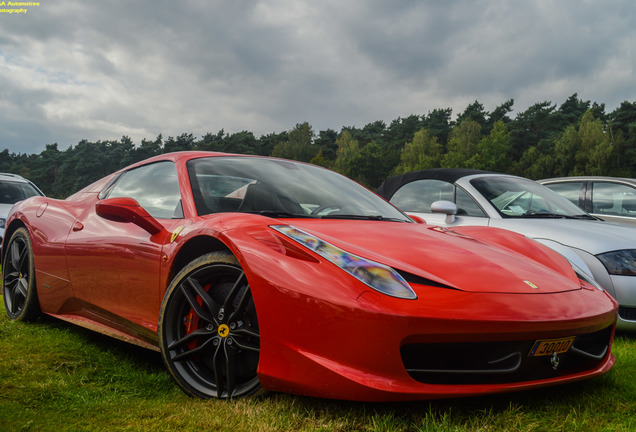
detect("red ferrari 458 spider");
top-left (2, 152), bottom-right (617, 401)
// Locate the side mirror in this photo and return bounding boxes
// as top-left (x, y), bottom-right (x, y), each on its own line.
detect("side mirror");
top-left (96, 197), bottom-right (164, 235)
top-left (431, 200), bottom-right (458, 224)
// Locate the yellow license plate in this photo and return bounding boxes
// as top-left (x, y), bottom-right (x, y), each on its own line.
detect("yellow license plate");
top-left (528, 336), bottom-right (575, 357)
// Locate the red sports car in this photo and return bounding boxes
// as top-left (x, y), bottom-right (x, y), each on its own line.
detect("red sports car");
top-left (2, 152), bottom-right (617, 401)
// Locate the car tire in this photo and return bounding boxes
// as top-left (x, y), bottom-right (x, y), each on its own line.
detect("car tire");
top-left (158, 251), bottom-right (261, 399)
top-left (2, 227), bottom-right (41, 321)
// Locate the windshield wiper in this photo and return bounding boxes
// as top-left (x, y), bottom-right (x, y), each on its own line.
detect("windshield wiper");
top-left (242, 211), bottom-right (317, 218)
top-left (562, 214), bottom-right (598, 220)
top-left (518, 212), bottom-right (563, 218)
top-left (320, 214), bottom-right (407, 222)
top-left (518, 211), bottom-right (597, 220)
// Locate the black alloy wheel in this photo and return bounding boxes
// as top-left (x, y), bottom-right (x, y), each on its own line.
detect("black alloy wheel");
top-left (3, 227), bottom-right (41, 321)
top-left (159, 252), bottom-right (261, 399)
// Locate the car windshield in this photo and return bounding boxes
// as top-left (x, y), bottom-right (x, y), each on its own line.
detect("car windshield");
top-left (471, 176), bottom-right (594, 219)
top-left (187, 156), bottom-right (411, 221)
top-left (0, 181), bottom-right (41, 205)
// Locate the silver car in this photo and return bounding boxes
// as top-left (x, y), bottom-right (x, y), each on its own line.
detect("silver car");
top-left (0, 173), bottom-right (44, 247)
top-left (540, 176), bottom-right (636, 226)
top-left (377, 168), bottom-right (636, 331)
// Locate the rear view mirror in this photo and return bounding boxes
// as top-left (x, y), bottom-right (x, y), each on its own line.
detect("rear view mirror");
top-left (431, 200), bottom-right (458, 224)
top-left (96, 197), bottom-right (164, 235)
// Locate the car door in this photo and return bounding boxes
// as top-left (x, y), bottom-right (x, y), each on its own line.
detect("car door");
top-left (64, 161), bottom-right (183, 331)
top-left (389, 179), bottom-right (489, 226)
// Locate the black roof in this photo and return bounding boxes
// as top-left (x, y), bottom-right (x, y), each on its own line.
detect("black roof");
top-left (376, 168), bottom-right (494, 199)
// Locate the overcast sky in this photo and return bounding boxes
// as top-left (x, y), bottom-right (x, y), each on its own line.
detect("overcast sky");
top-left (1, 0), bottom-right (634, 155)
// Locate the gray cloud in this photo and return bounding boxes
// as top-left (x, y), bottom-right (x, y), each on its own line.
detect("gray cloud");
top-left (1, 0), bottom-right (635, 155)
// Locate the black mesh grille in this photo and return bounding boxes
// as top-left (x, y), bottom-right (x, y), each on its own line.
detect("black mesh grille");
top-left (618, 306), bottom-right (636, 321)
top-left (401, 326), bottom-right (612, 385)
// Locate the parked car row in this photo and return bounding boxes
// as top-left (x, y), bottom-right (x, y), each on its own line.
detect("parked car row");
top-left (0, 153), bottom-right (631, 402)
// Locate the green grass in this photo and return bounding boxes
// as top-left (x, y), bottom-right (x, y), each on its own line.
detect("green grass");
top-left (1, 300), bottom-right (635, 431)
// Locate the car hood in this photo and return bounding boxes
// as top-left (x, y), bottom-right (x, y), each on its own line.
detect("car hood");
top-left (488, 219), bottom-right (636, 255)
top-left (282, 220), bottom-right (580, 294)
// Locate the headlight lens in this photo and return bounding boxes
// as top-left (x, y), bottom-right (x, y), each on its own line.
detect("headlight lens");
top-left (597, 250), bottom-right (636, 276)
top-left (0, 218), bottom-right (5, 229)
top-left (271, 225), bottom-right (417, 299)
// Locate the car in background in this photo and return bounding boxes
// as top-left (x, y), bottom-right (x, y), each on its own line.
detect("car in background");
top-left (377, 168), bottom-right (636, 331)
top-left (1, 153), bottom-right (617, 401)
top-left (0, 173), bottom-right (44, 246)
top-left (540, 176), bottom-right (636, 226)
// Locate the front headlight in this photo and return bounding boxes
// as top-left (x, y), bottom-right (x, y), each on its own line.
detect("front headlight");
top-left (597, 250), bottom-right (636, 276)
top-left (271, 225), bottom-right (417, 299)
top-left (0, 218), bottom-right (5, 229)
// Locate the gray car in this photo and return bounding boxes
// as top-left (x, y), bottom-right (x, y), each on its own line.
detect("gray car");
top-left (0, 173), bottom-right (44, 247)
top-left (377, 168), bottom-right (636, 331)
top-left (540, 176), bottom-right (636, 226)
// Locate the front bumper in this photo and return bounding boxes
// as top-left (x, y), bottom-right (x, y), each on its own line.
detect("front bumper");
top-left (256, 284), bottom-right (617, 401)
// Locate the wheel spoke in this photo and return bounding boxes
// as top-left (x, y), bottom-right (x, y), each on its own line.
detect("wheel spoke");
top-left (170, 335), bottom-right (217, 362)
top-left (5, 285), bottom-right (16, 313)
top-left (166, 327), bottom-right (214, 351)
top-left (8, 282), bottom-right (23, 314)
top-left (233, 325), bottom-right (260, 339)
top-left (187, 276), bottom-right (220, 318)
top-left (212, 341), bottom-right (225, 397)
top-left (16, 278), bottom-right (29, 298)
top-left (227, 282), bottom-right (253, 324)
top-left (224, 343), bottom-right (237, 398)
top-left (179, 277), bottom-right (216, 323)
top-left (9, 240), bottom-right (22, 271)
top-left (222, 271), bottom-right (246, 313)
top-left (17, 247), bottom-right (28, 272)
top-left (232, 334), bottom-right (260, 352)
top-left (3, 271), bottom-right (20, 287)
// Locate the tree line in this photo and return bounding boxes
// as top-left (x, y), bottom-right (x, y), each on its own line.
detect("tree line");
top-left (1, 93), bottom-right (635, 198)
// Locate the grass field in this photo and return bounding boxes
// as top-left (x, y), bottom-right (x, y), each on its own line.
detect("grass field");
top-left (1, 300), bottom-right (635, 432)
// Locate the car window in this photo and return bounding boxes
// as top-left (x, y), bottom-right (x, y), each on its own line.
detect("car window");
top-left (0, 181), bottom-right (42, 204)
top-left (390, 179), bottom-right (453, 212)
top-left (471, 176), bottom-right (586, 217)
top-left (189, 173), bottom-right (256, 213)
top-left (187, 157), bottom-right (411, 221)
top-left (592, 182), bottom-right (636, 216)
top-left (544, 182), bottom-right (583, 207)
top-left (456, 187), bottom-right (486, 217)
top-left (390, 180), bottom-right (486, 217)
top-left (106, 161), bottom-right (182, 219)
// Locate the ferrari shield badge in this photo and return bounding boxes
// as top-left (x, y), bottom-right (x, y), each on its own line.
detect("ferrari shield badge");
top-left (171, 226), bottom-right (185, 243)
top-left (524, 280), bottom-right (540, 290)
